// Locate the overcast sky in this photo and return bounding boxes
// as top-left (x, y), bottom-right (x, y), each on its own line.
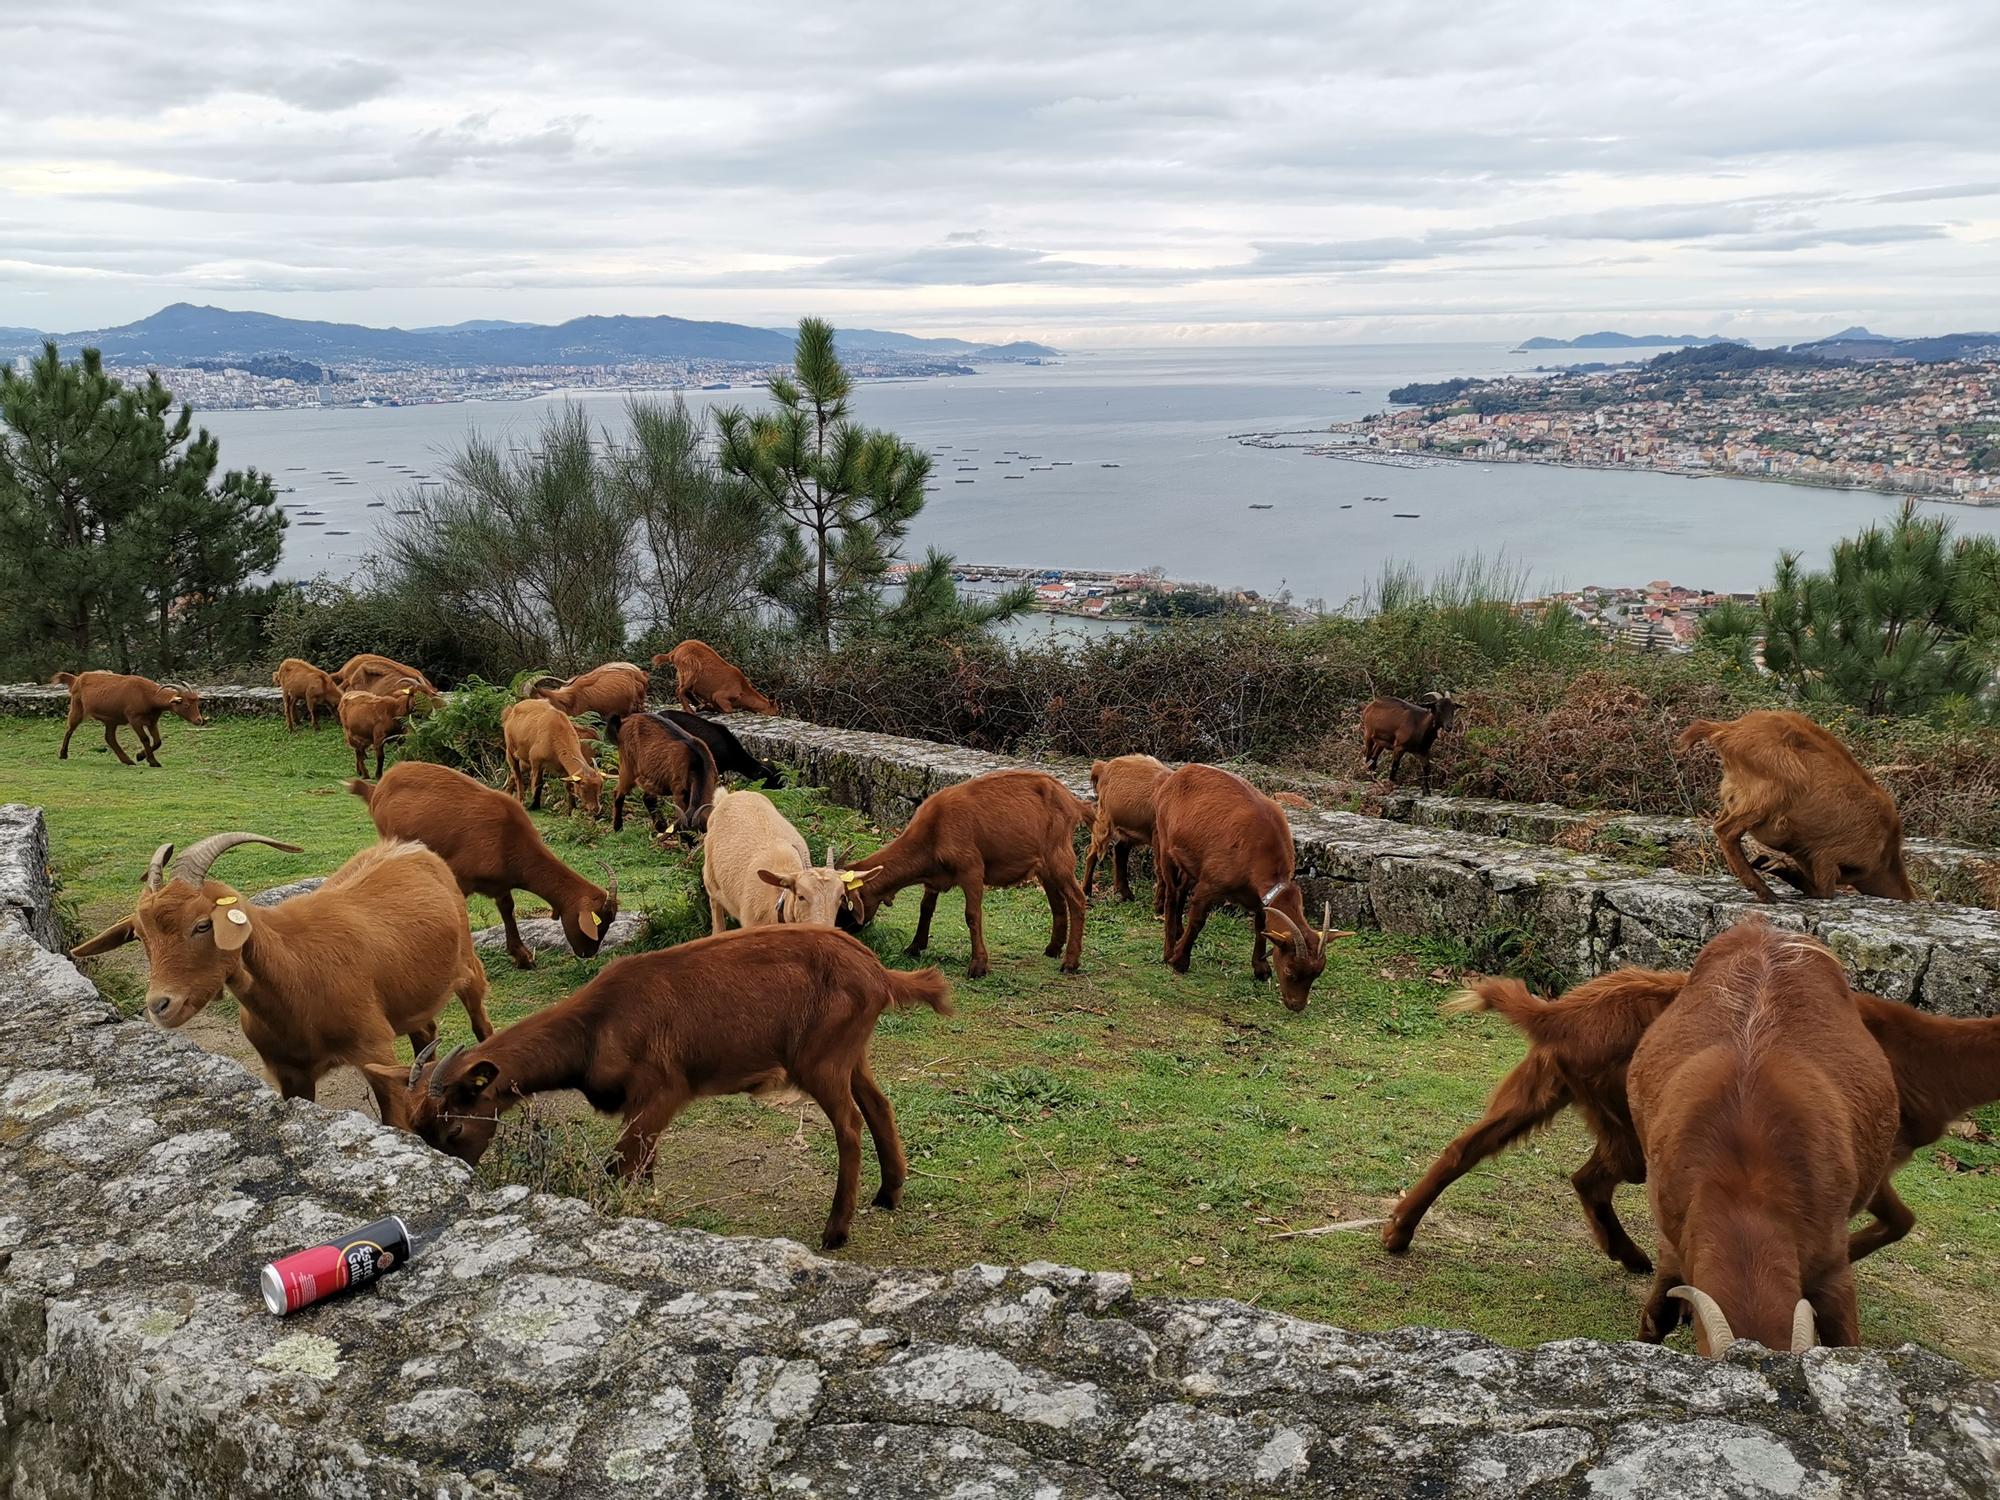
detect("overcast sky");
top-left (4, 1), bottom-right (1997, 345)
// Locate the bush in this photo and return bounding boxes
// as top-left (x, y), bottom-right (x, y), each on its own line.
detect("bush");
top-left (264, 576), bottom-right (506, 687)
top-left (398, 676), bottom-right (516, 783)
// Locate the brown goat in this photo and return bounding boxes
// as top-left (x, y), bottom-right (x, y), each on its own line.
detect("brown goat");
top-left (337, 686), bottom-right (420, 779)
top-left (272, 658), bottom-right (342, 732)
top-left (1678, 710), bottom-right (1914, 903)
top-left (1392, 967), bottom-right (1683, 1270)
top-left (1412, 966), bottom-right (2000, 1272)
top-left (611, 713), bottom-right (719, 841)
top-left (502, 698), bottom-right (605, 817)
top-left (334, 652), bottom-right (441, 697)
top-left (1628, 921), bottom-right (1895, 1353)
top-left (1152, 764), bottom-right (1349, 1011)
top-left (654, 640), bottom-right (779, 715)
top-left (1360, 692), bottom-right (1459, 793)
top-left (845, 771), bottom-right (1090, 979)
top-left (54, 671), bottom-right (204, 767)
top-left (372, 926), bottom-right (951, 1248)
top-left (527, 661), bottom-right (650, 726)
top-left (350, 762), bottom-right (618, 970)
top-left (1082, 754), bottom-right (1170, 913)
top-left (71, 833), bottom-right (491, 1126)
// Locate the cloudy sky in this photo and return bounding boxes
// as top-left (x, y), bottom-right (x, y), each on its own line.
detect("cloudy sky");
top-left (4, 1), bottom-right (1996, 345)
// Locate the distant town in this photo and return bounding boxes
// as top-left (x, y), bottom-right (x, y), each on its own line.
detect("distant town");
top-left (1333, 346), bottom-right (2000, 504)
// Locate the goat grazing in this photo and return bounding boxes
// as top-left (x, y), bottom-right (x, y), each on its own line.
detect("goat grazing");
top-left (1360, 692), bottom-right (1459, 793)
top-left (526, 661), bottom-right (650, 729)
top-left (54, 671), bottom-right (203, 767)
top-left (1390, 967), bottom-right (1683, 1269)
top-left (1152, 764), bottom-right (1348, 1010)
top-left (338, 685), bottom-right (421, 779)
top-left (1082, 754), bottom-right (1170, 912)
top-left (657, 708), bottom-right (783, 786)
top-left (502, 698), bottom-right (606, 818)
top-left (1678, 710), bottom-right (1914, 903)
top-left (702, 786), bottom-right (864, 931)
top-left (611, 712), bottom-right (719, 840)
top-left (350, 761), bottom-right (618, 969)
top-left (654, 640), bottom-right (779, 715)
top-left (377, 926), bottom-right (951, 1248)
top-left (844, 770), bottom-right (1089, 979)
top-left (72, 833), bottom-right (491, 1125)
top-left (272, 658), bottom-right (342, 732)
top-left (1410, 968), bottom-right (2000, 1274)
top-left (334, 652), bottom-right (441, 697)
top-left (1628, 920), bottom-right (1895, 1353)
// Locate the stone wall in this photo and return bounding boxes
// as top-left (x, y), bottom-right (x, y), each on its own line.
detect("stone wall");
top-left (0, 808), bottom-right (1995, 1495)
top-left (0, 682), bottom-right (285, 718)
top-left (725, 718), bottom-right (2000, 1018)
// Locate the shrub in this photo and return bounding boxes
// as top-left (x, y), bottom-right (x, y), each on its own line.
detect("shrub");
top-left (398, 676), bottom-right (515, 783)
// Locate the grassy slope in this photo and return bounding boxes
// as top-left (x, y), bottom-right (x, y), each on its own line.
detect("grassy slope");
top-left (4, 713), bottom-right (1995, 1370)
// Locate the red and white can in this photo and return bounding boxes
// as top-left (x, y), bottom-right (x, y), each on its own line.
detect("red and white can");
top-left (260, 1216), bottom-right (413, 1316)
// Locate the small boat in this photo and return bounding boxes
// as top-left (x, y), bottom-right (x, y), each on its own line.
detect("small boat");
top-left (1005, 474), bottom-right (1023, 480)
top-left (395, 508), bottom-right (421, 516)
top-left (954, 479), bottom-right (975, 484)
top-left (297, 520), bottom-right (325, 527)
top-left (1248, 503), bottom-right (1273, 510)
top-left (1100, 462), bottom-right (1120, 468)
top-left (326, 529), bottom-right (351, 536)
top-left (366, 501), bottom-right (385, 507)
top-left (1340, 503), bottom-right (1353, 509)
top-left (1393, 512), bottom-right (1421, 519)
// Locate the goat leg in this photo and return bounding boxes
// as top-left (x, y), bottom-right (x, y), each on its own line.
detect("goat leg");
top-left (853, 1064), bottom-right (906, 1210)
top-left (801, 1071), bottom-right (866, 1249)
top-left (1382, 1050), bottom-right (1572, 1254)
top-left (1058, 870), bottom-right (1086, 972)
top-left (1848, 1176), bottom-right (1917, 1262)
top-left (906, 888), bottom-right (939, 958)
top-left (613, 1088), bottom-right (687, 1181)
top-left (1171, 889), bottom-right (1216, 974)
top-left (1251, 906), bottom-right (1271, 982)
top-left (103, 722), bottom-right (136, 766)
top-left (1571, 1142), bottom-right (1652, 1273)
top-left (1806, 1263), bottom-right (1862, 1347)
top-left (1637, 1267), bottom-right (1687, 1343)
top-left (963, 878), bottom-right (991, 979)
top-left (1714, 815), bottom-right (1780, 902)
top-left (58, 709), bottom-right (82, 758)
top-left (493, 891), bottom-right (536, 970)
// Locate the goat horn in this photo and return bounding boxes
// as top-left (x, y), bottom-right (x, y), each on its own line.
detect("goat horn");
top-left (598, 861), bottom-right (618, 906)
top-left (1667, 1285), bottom-right (1736, 1356)
top-left (427, 1045), bottom-right (467, 1098)
top-left (407, 1037), bottom-right (441, 1088)
top-left (144, 842), bottom-right (175, 891)
top-left (827, 843), bottom-right (842, 870)
top-left (172, 832), bottom-right (305, 889)
top-left (1320, 899), bottom-right (1332, 938)
top-left (1791, 1299), bottom-right (1818, 1352)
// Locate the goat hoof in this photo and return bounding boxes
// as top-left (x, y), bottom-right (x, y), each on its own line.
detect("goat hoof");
top-left (1618, 1252), bottom-right (1655, 1276)
top-left (820, 1226), bottom-right (850, 1251)
top-left (509, 952), bottom-right (536, 971)
top-left (1059, 959), bottom-right (1080, 974)
top-left (1044, 942), bottom-right (1063, 957)
top-left (1252, 966), bottom-right (1271, 983)
top-left (966, 962), bottom-right (990, 979)
top-left (873, 1185), bottom-right (902, 1210)
top-left (1381, 1219), bottom-right (1413, 1253)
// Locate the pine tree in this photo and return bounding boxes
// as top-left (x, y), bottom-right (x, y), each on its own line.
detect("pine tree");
top-left (715, 318), bottom-right (933, 651)
top-left (1758, 498), bottom-right (2000, 716)
top-left (0, 343), bottom-right (284, 675)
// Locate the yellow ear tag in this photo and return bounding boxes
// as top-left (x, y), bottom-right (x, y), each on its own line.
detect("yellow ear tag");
top-left (226, 909), bottom-right (250, 926)
top-left (214, 895), bottom-right (238, 906)
top-left (841, 872), bottom-right (865, 889)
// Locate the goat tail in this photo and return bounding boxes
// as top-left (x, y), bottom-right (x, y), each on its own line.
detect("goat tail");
top-left (1675, 718), bottom-right (1721, 755)
top-left (885, 964), bottom-right (954, 1017)
top-left (1062, 787), bottom-right (1095, 826)
top-left (1443, 975), bottom-right (1550, 1033)
top-left (343, 777), bottom-right (376, 808)
top-left (51, 671), bottom-right (77, 688)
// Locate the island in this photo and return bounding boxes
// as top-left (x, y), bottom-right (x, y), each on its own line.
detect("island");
top-left (1514, 331), bottom-right (1746, 351)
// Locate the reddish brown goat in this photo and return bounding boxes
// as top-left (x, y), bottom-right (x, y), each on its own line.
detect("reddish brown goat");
top-left (1082, 754), bottom-right (1170, 913)
top-left (844, 771), bottom-right (1090, 979)
top-left (1678, 710), bottom-right (1914, 903)
top-left (1627, 921), bottom-right (1895, 1353)
top-left (334, 653), bottom-right (441, 697)
top-left (653, 640), bottom-right (779, 715)
top-left (272, 658), bottom-right (342, 732)
top-left (1408, 966), bottom-right (2000, 1271)
top-left (611, 713), bottom-right (720, 841)
top-left (72, 833), bottom-right (491, 1127)
top-left (502, 698), bottom-right (605, 817)
top-left (350, 761), bottom-right (619, 969)
top-left (337, 686), bottom-right (420, 779)
top-left (373, 926), bottom-right (951, 1248)
top-left (54, 671), bottom-right (204, 767)
top-left (1360, 692), bottom-right (1458, 793)
top-left (1152, 764), bottom-right (1349, 1011)
top-left (527, 661), bottom-right (650, 727)
top-left (1390, 967), bottom-right (1683, 1270)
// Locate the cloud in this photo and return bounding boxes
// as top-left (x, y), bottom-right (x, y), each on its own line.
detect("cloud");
top-left (269, 59), bottom-right (401, 112)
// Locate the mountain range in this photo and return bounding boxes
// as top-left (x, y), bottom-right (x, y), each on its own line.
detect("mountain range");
top-left (0, 304), bottom-right (1058, 369)
top-left (1787, 328), bottom-right (2000, 363)
top-left (1515, 331), bottom-right (1746, 350)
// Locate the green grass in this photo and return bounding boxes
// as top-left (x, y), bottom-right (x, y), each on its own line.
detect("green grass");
top-left (5, 712), bottom-right (1996, 1370)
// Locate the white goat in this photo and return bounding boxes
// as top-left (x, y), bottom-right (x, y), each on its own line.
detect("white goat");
top-left (701, 786), bottom-right (870, 930)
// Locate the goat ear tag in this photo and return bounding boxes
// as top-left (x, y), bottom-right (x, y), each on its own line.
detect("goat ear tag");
top-left (226, 908), bottom-right (249, 925)
top-left (841, 872), bottom-right (865, 890)
top-left (214, 895), bottom-right (238, 906)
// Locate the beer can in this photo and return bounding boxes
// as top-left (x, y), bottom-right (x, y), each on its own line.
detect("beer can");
top-left (259, 1216), bottom-right (413, 1316)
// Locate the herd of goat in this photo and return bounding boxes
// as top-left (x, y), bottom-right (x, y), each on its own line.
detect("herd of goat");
top-left (44, 644), bottom-right (1994, 1352)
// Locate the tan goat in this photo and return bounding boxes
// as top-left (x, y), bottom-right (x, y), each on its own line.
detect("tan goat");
top-left (338, 685), bottom-right (421, 779)
top-left (71, 833), bottom-right (492, 1125)
top-left (502, 698), bottom-right (605, 817)
top-left (272, 658), bottom-right (342, 732)
top-left (334, 653), bottom-right (441, 697)
top-left (702, 785), bottom-right (869, 932)
top-left (54, 671), bottom-right (204, 767)
top-left (1082, 753), bottom-right (1170, 912)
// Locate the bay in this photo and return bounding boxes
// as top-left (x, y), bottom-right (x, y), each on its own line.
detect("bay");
top-left (199, 343), bottom-right (2000, 609)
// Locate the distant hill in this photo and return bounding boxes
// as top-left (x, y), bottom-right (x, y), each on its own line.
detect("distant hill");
top-left (835, 328), bottom-right (982, 355)
top-left (1516, 331), bottom-right (1745, 350)
top-left (0, 304), bottom-right (1051, 370)
top-left (1791, 329), bottom-right (2000, 363)
top-left (970, 340), bottom-right (1059, 358)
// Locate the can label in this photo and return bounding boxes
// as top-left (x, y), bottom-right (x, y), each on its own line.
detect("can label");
top-left (260, 1216), bottom-right (412, 1316)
